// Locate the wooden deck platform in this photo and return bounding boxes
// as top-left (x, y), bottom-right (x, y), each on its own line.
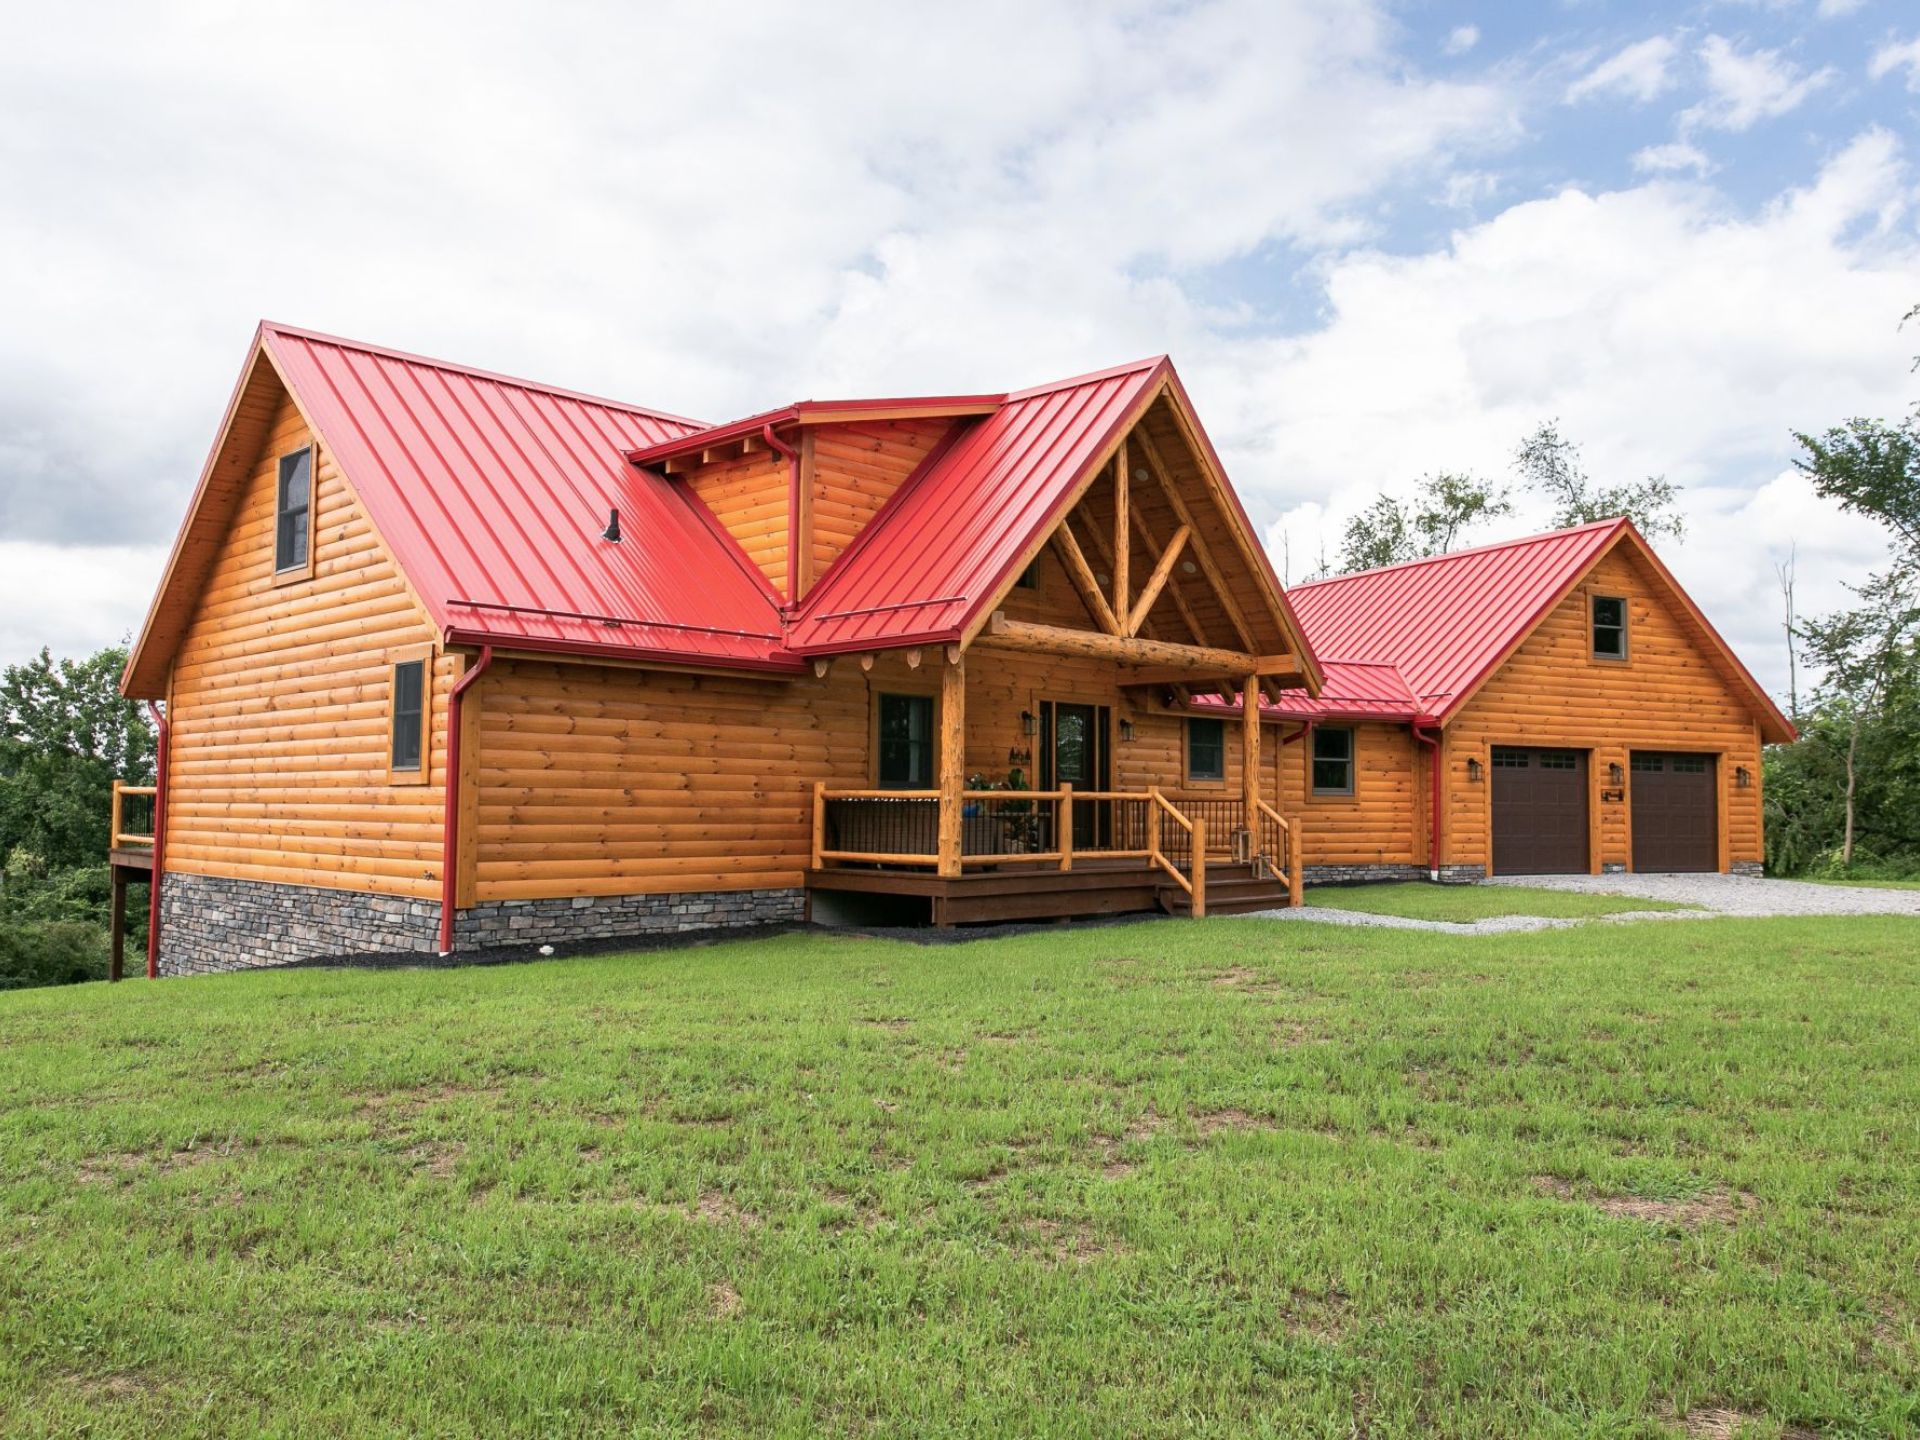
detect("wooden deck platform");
top-left (805, 858), bottom-right (1292, 927)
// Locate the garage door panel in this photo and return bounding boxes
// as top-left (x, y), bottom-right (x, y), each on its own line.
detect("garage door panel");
top-left (1631, 752), bottom-right (1717, 872)
top-left (1491, 747), bottom-right (1588, 875)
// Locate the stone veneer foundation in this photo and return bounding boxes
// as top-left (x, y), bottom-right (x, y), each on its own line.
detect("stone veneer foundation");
top-left (156, 871), bottom-right (805, 977)
top-left (1301, 863), bottom-right (1488, 886)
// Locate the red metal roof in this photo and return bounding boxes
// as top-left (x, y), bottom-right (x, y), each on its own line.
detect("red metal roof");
top-left (1276, 518), bottom-right (1795, 742)
top-left (1250, 660), bottom-right (1425, 722)
top-left (785, 358), bottom-right (1170, 653)
top-left (261, 324), bottom-right (802, 672)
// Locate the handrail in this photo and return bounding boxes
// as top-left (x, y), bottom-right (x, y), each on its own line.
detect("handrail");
top-left (1255, 798), bottom-right (1302, 907)
top-left (110, 780), bottom-right (157, 849)
top-left (1149, 787), bottom-right (1194, 834)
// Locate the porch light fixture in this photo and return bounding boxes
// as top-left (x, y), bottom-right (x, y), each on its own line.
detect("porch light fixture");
top-left (1119, 716), bottom-right (1135, 743)
top-left (1609, 762), bottom-right (1625, 786)
top-left (1735, 766), bottom-right (1752, 789)
top-left (1020, 709), bottom-right (1036, 737)
top-left (1466, 758), bottom-right (1483, 783)
top-left (1180, 560), bottom-right (1198, 575)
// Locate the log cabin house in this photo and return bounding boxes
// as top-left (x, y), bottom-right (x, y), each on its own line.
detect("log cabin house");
top-left (114, 324), bottom-right (1792, 977)
top-left (117, 324), bottom-right (1325, 975)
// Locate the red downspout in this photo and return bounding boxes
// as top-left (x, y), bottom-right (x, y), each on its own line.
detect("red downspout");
top-left (1414, 724), bottom-right (1442, 881)
top-left (764, 423), bottom-right (801, 607)
top-left (144, 701), bottom-right (169, 979)
top-left (438, 645), bottom-right (494, 955)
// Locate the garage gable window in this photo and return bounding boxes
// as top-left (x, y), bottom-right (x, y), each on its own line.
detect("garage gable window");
top-left (1311, 727), bottom-right (1354, 795)
top-left (275, 446), bottom-right (313, 574)
top-left (1591, 594), bottom-right (1628, 660)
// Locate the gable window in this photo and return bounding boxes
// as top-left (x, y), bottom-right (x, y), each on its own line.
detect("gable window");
top-left (389, 653), bottom-right (429, 779)
top-left (275, 447), bottom-right (313, 574)
top-left (1186, 717), bottom-right (1225, 783)
top-left (877, 693), bottom-right (934, 788)
top-left (1591, 594), bottom-right (1628, 660)
top-left (1311, 726), bottom-right (1355, 796)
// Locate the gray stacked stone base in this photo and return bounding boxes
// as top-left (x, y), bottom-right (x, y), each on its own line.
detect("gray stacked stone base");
top-left (156, 871), bottom-right (802, 977)
top-left (1302, 863), bottom-right (1487, 887)
top-left (1731, 860), bottom-right (1765, 878)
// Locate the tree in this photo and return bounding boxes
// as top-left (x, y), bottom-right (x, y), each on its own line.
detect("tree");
top-left (1796, 571), bottom-right (1920, 867)
top-left (0, 645), bottom-right (154, 871)
top-left (1776, 545), bottom-right (1799, 724)
top-left (1334, 471), bottom-right (1511, 576)
top-left (1513, 421), bottom-right (1685, 541)
top-left (1793, 417), bottom-right (1920, 572)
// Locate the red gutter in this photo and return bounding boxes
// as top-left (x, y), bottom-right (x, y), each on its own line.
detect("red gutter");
top-left (763, 424), bottom-right (802, 608)
top-left (1414, 723), bottom-right (1442, 881)
top-left (144, 701), bottom-right (169, 979)
top-left (438, 646), bottom-right (494, 955)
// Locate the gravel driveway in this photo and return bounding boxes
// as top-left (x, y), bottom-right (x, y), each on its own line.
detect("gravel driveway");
top-left (1485, 871), bottom-right (1920, 918)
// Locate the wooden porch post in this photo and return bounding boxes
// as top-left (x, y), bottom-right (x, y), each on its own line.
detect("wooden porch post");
top-left (1241, 675), bottom-right (1261, 858)
top-left (937, 649), bottom-right (966, 878)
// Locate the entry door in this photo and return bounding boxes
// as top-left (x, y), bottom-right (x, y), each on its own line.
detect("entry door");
top-left (1044, 703), bottom-right (1109, 846)
top-left (1490, 746), bottom-right (1589, 875)
top-left (1630, 752), bottom-right (1717, 872)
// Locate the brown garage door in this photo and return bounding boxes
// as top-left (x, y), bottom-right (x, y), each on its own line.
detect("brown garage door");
top-left (1491, 747), bottom-right (1588, 875)
top-left (1630, 752), bottom-right (1717, 872)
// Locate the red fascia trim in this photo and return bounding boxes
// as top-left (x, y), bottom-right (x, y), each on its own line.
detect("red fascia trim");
top-left (144, 700), bottom-right (169, 979)
top-left (1414, 724), bottom-right (1443, 881)
top-left (440, 627), bottom-right (808, 674)
top-left (788, 625), bottom-right (964, 658)
top-left (439, 645), bottom-right (493, 955)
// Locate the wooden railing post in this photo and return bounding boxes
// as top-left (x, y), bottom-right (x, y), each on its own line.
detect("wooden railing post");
top-left (111, 780), bottom-right (124, 852)
top-left (1190, 815), bottom-right (1207, 919)
top-left (810, 781), bottom-right (826, 870)
top-left (1241, 675), bottom-right (1261, 867)
top-left (1058, 783), bottom-right (1074, 872)
top-left (1147, 786), bottom-right (1162, 871)
top-left (1288, 817), bottom-right (1303, 908)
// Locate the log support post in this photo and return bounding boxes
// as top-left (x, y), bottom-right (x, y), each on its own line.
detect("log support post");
top-left (1191, 815), bottom-right (1207, 920)
top-left (1113, 447), bottom-right (1129, 622)
top-left (1241, 675), bottom-right (1261, 861)
top-left (937, 650), bottom-right (966, 878)
top-left (811, 781), bottom-right (826, 871)
top-left (1059, 783), bottom-right (1074, 873)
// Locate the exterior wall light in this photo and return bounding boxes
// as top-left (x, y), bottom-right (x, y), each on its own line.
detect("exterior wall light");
top-left (1020, 709), bottom-right (1036, 737)
top-left (1609, 762), bottom-right (1625, 786)
top-left (1119, 717), bottom-right (1135, 743)
top-left (1466, 758), bottom-right (1483, 782)
top-left (1736, 766), bottom-right (1752, 788)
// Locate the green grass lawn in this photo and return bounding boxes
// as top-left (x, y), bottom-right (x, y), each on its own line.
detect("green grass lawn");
top-left (1804, 876), bottom-right (1920, 891)
top-left (1302, 880), bottom-right (1693, 922)
top-left (3, 916), bottom-right (1917, 1438)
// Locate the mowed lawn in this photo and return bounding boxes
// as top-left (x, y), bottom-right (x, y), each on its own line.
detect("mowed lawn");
top-left (2, 917), bottom-right (1917, 1439)
top-left (1302, 882), bottom-right (1693, 922)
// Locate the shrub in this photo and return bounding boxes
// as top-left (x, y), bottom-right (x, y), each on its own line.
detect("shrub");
top-left (0, 919), bottom-right (109, 990)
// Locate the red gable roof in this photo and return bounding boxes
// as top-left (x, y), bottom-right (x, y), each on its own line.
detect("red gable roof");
top-left (1267, 518), bottom-right (1794, 742)
top-left (784, 358), bottom-right (1170, 654)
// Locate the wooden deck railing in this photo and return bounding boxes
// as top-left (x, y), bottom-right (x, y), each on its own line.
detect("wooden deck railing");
top-left (810, 782), bottom-right (1307, 919)
top-left (111, 781), bottom-right (156, 849)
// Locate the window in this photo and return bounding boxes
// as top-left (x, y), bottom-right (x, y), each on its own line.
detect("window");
top-left (1311, 727), bottom-right (1354, 795)
top-left (275, 447), bottom-right (313, 574)
top-left (1631, 753), bottom-right (1663, 773)
top-left (390, 658), bottom-right (427, 774)
top-left (877, 694), bottom-right (934, 787)
top-left (1538, 752), bottom-right (1577, 771)
top-left (1186, 717), bottom-right (1225, 782)
top-left (1014, 560), bottom-right (1040, 590)
top-left (1591, 594), bottom-right (1627, 660)
top-left (1492, 747), bottom-right (1529, 768)
top-left (1671, 754), bottom-right (1709, 773)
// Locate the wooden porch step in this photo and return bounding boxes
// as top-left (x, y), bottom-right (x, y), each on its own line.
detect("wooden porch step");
top-left (1157, 872), bottom-right (1297, 917)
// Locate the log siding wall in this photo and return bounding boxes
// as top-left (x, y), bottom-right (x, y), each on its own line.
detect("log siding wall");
top-left (165, 387), bottom-right (452, 901)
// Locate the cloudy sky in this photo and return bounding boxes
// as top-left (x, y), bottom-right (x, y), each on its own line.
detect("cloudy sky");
top-left (3, 0), bottom-right (1917, 701)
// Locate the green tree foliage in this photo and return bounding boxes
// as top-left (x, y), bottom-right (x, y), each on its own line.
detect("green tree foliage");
top-left (1334, 472), bottom-right (1511, 575)
top-left (1513, 421), bottom-right (1685, 541)
top-left (0, 644), bottom-right (151, 988)
top-left (0, 645), bottom-right (153, 869)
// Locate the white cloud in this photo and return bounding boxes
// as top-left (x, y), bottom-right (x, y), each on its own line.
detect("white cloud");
top-left (1817, 0), bottom-right (1866, 16)
top-left (1567, 36), bottom-right (1679, 104)
top-left (1443, 25), bottom-right (1479, 57)
top-left (1681, 34), bottom-right (1835, 132)
top-left (1244, 129), bottom-right (1919, 699)
top-left (1633, 142), bottom-right (1714, 175)
top-left (1869, 35), bottom-right (1920, 91)
top-left (0, 543), bottom-right (165, 666)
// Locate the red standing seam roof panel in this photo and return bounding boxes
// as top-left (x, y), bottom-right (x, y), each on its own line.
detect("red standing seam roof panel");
top-left (785, 357), bottom-right (1169, 653)
top-left (262, 325), bottom-right (800, 671)
top-left (1282, 519), bottom-right (1626, 718)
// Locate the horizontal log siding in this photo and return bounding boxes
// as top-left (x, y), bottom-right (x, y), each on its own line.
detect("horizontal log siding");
top-left (1443, 546), bottom-right (1764, 873)
top-left (684, 450), bottom-right (789, 595)
top-left (809, 419), bottom-right (950, 580)
top-left (1275, 722), bottom-right (1420, 868)
top-left (165, 387), bottom-right (449, 899)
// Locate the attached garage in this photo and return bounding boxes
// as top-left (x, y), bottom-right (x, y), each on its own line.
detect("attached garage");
top-left (1490, 746), bottom-right (1588, 875)
top-left (1630, 751), bottom-right (1718, 873)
